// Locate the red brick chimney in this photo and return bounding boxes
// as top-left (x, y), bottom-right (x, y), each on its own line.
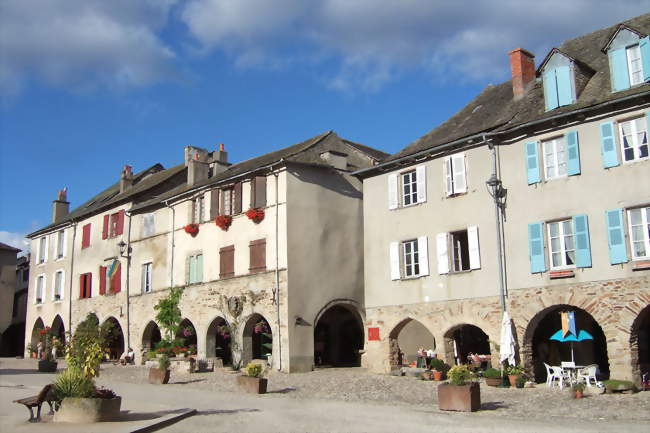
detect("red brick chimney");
top-left (508, 48), bottom-right (535, 100)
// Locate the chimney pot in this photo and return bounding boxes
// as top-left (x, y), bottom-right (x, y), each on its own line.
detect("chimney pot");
top-left (120, 164), bottom-right (134, 193)
top-left (509, 48), bottom-right (536, 100)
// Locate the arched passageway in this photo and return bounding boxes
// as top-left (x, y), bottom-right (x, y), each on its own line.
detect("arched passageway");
top-left (141, 321), bottom-right (161, 353)
top-left (51, 315), bottom-right (66, 357)
top-left (30, 318), bottom-right (45, 355)
top-left (176, 319), bottom-right (197, 349)
top-left (101, 317), bottom-right (125, 360)
top-left (631, 304), bottom-right (650, 384)
top-left (444, 324), bottom-right (491, 366)
top-left (314, 305), bottom-right (364, 367)
top-left (388, 318), bottom-right (435, 368)
top-left (206, 317), bottom-right (232, 365)
top-left (242, 314), bottom-right (272, 365)
top-left (524, 305), bottom-right (610, 383)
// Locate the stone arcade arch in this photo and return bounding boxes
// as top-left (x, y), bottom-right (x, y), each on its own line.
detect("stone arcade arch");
top-left (630, 303), bottom-right (650, 385)
top-left (176, 319), bottom-right (197, 348)
top-left (206, 316), bottom-right (232, 365)
top-left (523, 305), bottom-right (610, 383)
top-left (141, 321), bottom-right (161, 354)
top-left (314, 304), bottom-right (364, 367)
top-left (443, 324), bottom-right (491, 366)
top-left (51, 315), bottom-right (66, 357)
top-left (101, 317), bottom-right (125, 360)
top-left (242, 314), bottom-right (272, 366)
top-left (30, 317), bottom-right (45, 349)
top-left (388, 318), bottom-right (436, 368)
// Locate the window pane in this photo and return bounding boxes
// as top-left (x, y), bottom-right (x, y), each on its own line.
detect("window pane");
top-left (633, 241), bottom-right (646, 257)
top-left (552, 252), bottom-right (561, 267)
top-left (562, 220), bottom-right (573, 235)
top-left (549, 222), bottom-right (559, 237)
top-left (566, 250), bottom-right (575, 265)
top-left (630, 208), bottom-right (642, 225)
top-left (564, 235), bottom-right (575, 251)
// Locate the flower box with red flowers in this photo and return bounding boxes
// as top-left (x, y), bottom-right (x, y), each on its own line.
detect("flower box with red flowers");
top-left (184, 224), bottom-right (200, 237)
top-left (246, 208), bottom-right (265, 223)
top-left (215, 215), bottom-right (233, 231)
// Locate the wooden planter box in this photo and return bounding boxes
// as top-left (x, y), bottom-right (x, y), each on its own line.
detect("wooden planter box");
top-left (437, 382), bottom-right (481, 412)
top-left (236, 375), bottom-right (268, 394)
top-left (484, 377), bottom-right (501, 387)
top-left (54, 397), bottom-right (121, 423)
top-left (148, 368), bottom-right (170, 384)
top-left (37, 360), bottom-right (57, 373)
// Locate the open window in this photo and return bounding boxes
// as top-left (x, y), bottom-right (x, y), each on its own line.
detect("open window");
top-left (436, 226), bottom-right (480, 274)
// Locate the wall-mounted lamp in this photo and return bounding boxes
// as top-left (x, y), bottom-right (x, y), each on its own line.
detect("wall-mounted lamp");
top-left (118, 240), bottom-right (131, 258)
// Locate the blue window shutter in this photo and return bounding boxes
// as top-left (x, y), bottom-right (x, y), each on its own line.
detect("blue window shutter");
top-left (556, 66), bottom-right (573, 106)
top-left (605, 209), bottom-right (628, 264)
top-left (566, 130), bottom-right (581, 175)
top-left (640, 36), bottom-right (650, 82)
top-left (528, 222), bottom-right (546, 273)
top-left (610, 48), bottom-right (630, 91)
top-left (600, 121), bottom-right (619, 168)
top-left (525, 141), bottom-right (541, 184)
top-left (572, 214), bottom-right (592, 268)
top-left (543, 70), bottom-right (559, 110)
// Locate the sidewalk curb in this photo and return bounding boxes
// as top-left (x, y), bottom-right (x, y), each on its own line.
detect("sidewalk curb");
top-left (128, 408), bottom-right (197, 433)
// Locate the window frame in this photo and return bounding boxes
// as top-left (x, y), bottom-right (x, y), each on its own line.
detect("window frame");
top-left (542, 136), bottom-right (568, 180)
top-left (626, 44), bottom-right (644, 86)
top-left (188, 253), bottom-right (203, 284)
top-left (37, 236), bottom-right (47, 264)
top-left (109, 212), bottom-right (120, 238)
top-left (402, 239), bottom-right (420, 278)
top-left (221, 188), bottom-right (234, 216)
top-left (53, 269), bottom-right (64, 301)
top-left (141, 213), bottom-right (155, 238)
top-left (444, 153), bottom-right (467, 197)
top-left (450, 229), bottom-right (471, 273)
top-left (35, 274), bottom-right (45, 304)
top-left (141, 262), bottom-right (153, 293)
top-left (400, 170), bottom-right (418, 207)
top-left (80, 272), bottom-right (92, 299)
top-left (546, 219), bottom-right (576, 270)
top-left (55, 230), bottom-right (65, 259)
top-left (618, 116), bottom-right (649, 163)
top-left (627, 207), bottom-right (650, 260)
top-left (192, 195), bottom-right (205, 224)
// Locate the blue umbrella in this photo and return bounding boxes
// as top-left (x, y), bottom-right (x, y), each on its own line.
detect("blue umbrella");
top-left (549, 329), bottom-right (594, 363)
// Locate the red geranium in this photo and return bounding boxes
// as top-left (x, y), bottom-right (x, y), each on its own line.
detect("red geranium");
top-left (245, 208), bottom-right (265, 223)
top-left (184, 224), bottom-right (199, 237)
top-left (215, 215), bottom-right (233, 231)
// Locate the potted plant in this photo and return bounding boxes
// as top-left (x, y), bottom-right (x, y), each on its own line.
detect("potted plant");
top-left (52, 368), bottom-right (122, 423)
top-left (38, 326), bottom-right (58, 372)
top-left (570, 382), bottom-right (585, 399)
top-left (429, 358), bottom-right (450, 381)
top-left (65, 313), bottom-right (105, 378)
top-left (483, 368), bottom-right (503, 387)
top-left (245, 208), bottom-right (265, 223)
top-left (236, 362), bottom-right (268, 394)
top-left (215, 215), bottom-right (233, 231)
top-left (148, 354), bottom-right (171, 384)
top-left (437, 364), bottom-right (480, 412)
top-left (515, 374), bottom-right (526, 389)
top-left (183, 224), bottom-right (199, 237)
top-left (505, 364), bottom-right (525, 387)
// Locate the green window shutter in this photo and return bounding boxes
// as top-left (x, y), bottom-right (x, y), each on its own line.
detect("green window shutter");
top-left (605, 209), bottom-right (629, 264)
top-left (556, 66), bottom-right (573, 106)
top-left (197, 254), bottom-right (203, 282)
top-left (566, 131), bottom-right (581, 175)
top-left (528, 222), bottom-right (546, 273)
top-left (640, 36), bottom-right (650, 82)
top-left (572, 214), bottom-right (592, 268)
top-left (525, 141), bottom-right (541, 184)
top-left (610, 48), bottom-right (630, 91)
top-left (543, 70), bottom-right (559, 110)
top-left (600, 121), bottom-right (619, 168)
top-left (189, 256), bottom-right (196, 283)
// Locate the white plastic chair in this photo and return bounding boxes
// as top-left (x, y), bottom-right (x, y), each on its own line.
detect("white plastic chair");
top-left (560, 361), bottom-right (576, 384)
top-left (576, 364), bottom-right (598, 387)
top-left (544, 362), bottom-right (563, 388)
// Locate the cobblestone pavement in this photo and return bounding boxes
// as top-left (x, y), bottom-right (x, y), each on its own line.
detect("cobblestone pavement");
top-left (98, 364), bottom-right (650, 422)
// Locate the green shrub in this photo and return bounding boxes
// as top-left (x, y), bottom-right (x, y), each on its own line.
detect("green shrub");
top-left (245, 362), bottom-right (263, 378)
top-left (146, 351), bottom-right (157, 360)
top-left (447, 364), bottom-right (474, 386)
top-left (157, 354), bottom-right (170, 370)
top-left (429, 358), bottom-right (450, 373)
top-left (53, 368), bottom-right (96, 399)
top-left (515, 375), bottom-right (526, 387)
top-left (505, 364), bottom-right (525, 376)
top-left (570, 382), bottom-right (585, 392)
top-left (483, 367), bottom-right (502, 379)
top-left (603, 379), bottom-right (635, 392)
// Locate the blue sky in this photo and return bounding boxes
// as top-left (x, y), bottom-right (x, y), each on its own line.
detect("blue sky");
top-left (1, 0), bottom-right (649, 252)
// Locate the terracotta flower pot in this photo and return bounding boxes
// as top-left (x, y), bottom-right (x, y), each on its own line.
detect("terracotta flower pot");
top-left (38, 360), bottom-right (58, 372)
top-left (437, 382), bottom-right (481, 412)
top-left (508, 374), bottom-right (520, 387)
top-left (574, 390), bottom-right (583, 399)
top-left (236, 375), bottom-right (268, 394)
top-left (485, 377), bottom-right (502, 387)
top-left (433, 370), bottom-right (444, 381)
top-left (148, 368), bottom-right (170, 384)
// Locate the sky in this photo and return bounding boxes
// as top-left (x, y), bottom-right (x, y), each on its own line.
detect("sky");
top-left (1, 0), bottom-right (649, 253)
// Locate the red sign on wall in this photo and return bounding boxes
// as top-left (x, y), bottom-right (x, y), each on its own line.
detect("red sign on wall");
top-left (368, 327), bottom-right (380, 341)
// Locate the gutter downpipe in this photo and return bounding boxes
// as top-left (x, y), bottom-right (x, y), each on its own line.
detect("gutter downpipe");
top-left (125, 211), bottom-right (132, 350)
top-left (67, 222), bottom-right (77, 335)
top-left (487, 136), bottom-right (507, 312)
top-left (274, 166), bottom-right (282, 371)
top-left (163, 200), bottom-right (176, 289)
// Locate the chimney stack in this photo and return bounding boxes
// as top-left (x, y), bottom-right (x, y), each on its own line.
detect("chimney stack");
top-left (52, 188), bottom-right (69, 223)
top-left (509, 48), bottom-right (536, 100)
top-left (120, 165), bottom-right (134, 193)
top-left (185, 146), bottom-right (210, 186)
top-left (210, 143), bottom-right (229, 177)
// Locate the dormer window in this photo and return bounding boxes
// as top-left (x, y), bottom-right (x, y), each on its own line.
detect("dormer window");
top-left (604, 26), bottom-right (649, 92)
top-left (541, 52), bottom-right (576, 111)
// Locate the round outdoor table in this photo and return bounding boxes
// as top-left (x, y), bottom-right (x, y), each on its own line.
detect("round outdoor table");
top-left (561, 365), bottom-right (584, 384)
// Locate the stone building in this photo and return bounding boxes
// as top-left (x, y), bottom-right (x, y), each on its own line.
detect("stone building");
top-left (0, 242), bottom-right (21, 355)
top-left (0, 254), bottom-right (30, 356)
top-left (25, 131), bottom-right (387, 372)
top-left (355, 14), bottom-right (650, 384)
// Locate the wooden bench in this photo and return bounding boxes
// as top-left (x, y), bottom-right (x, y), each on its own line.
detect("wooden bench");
top-left (13, 384), bottom-right (57, 422)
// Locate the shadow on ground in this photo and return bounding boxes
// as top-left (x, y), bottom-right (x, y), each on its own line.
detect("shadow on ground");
top-left (171, 379), bottom-right (207, 385)
top-left (267, 387), bottom-right (297, 394)
top-left (480, 401), bottom-right (510, 411)
top-left (118, 408), bottom-right (191, 422)
top-left (196, 409), bottom-right (260, 416)
top-left (0, 368), bottom-right (56, 375)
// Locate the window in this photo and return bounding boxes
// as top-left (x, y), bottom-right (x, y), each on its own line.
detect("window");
top-left (79, 273), bottom-right (92, 299)
top-left (628, 207), bottom-right (650, 260)
top-left (81, 223), bottom-right (91, 249)
top-left (450, 230), bottom-right (470, 272)
top-left (37, 237), bottom-right (47, 264)
top-left (222, 188), bottom-right (233, 216)
top-left (542, 136), bottom-right (567, 179)
top-left (251, 176), bottom-right (267, 208)
top-left (188, 253), bottom-right (203, 284)
top-left (401, 171), bottom-right (418, 206)
top-left (35, 275), bottom-right (45, 304)
top-left (220, 245), bottom-right (235, 278)
top-left (388, 166), bottom-right (426, 210)
top-left (192, 196), bottom-right (204, 223)
top-left (102, 211), bottom-right (124, 240)
top-left (389, 237), bottom-right (429, 280)
top-left (141, 213), bottom-right (155, 238)
top-left (141, 262), bottom-right (152, 293)
top-left (55, 230), bottom-right (65, 259)
top-left (249, 239), bottom-right (266, 274)
top-left (619, 117), bottom-right (648, 163)
top-left (444, 154), bottom-right (467, 196)
top-left (436, 227), bottom-right (480, 274)
top-left (402, 239), bottom-right (420, 277)
top-left (626, 44), bottom-right (644, 86)
top-left (542, 65), bottom-right (574, 110)
top-left (53, 270), bottom-right (64, 301)
top-left (547, 220), bottom-right (576, 269)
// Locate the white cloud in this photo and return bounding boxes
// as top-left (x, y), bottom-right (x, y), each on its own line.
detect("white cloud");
top-left (0, 0), bottom-right (180, 96)
top-left (180, 0), bottom-right (650, 91)
top-left (0, 231), bottom-right (29, 253)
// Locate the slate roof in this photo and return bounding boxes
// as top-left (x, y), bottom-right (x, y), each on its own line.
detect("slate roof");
top-left (381, 13), bottom-right (650, 166)
top-left (0, 242), bottom-right (21, 252)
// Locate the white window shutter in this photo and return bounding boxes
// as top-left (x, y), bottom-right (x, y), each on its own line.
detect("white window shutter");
top-left (452, 154), bottom-right (467, 194)
top-left (417, 236), bottom-right (429, 276)
top-left (436, 233), bottom-right (449, 274)
top-left (388, 174), bottom-right (398, 210)
top-left (444, 157), bottom-right (453, 196)
top-left (389, 242), bottom-right (400, 280)
top-left (468, 225), bottom-right (481, 270)
top-left (416, 165), bottom-right (427, 203)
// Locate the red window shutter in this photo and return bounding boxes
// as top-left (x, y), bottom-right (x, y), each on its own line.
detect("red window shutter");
top-left (117, 210), bottom-right (125, 235)
top-left (113, 265), bottom-right (121, 293)
top-left (102, 215), bottom-right (109, 239)
top-left (82, 224), bottom-right (91, 248)
top-left (87, 273), bottom-right (92, 298)
top-left (249, 238), bottom-right (266, 273)
top-left (99, 267), bottom-right (106, 295)
top-left (234, 182), bottom-right (242, 214)
top-left (210, 189), bottom-right (220, 219)
top-left (219, 245), bottom-right (235, 278)
top-left (80, 274), bottom-right (85, 298)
